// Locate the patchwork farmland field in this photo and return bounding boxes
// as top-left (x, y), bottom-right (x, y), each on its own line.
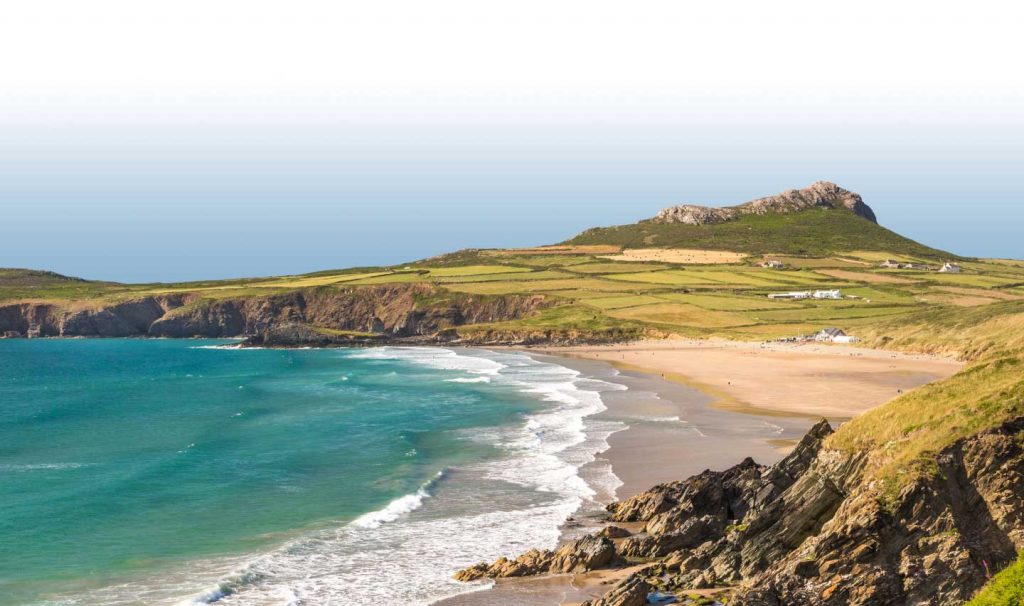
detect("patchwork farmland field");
top-left (4, 241), bottom-right (1019, 343)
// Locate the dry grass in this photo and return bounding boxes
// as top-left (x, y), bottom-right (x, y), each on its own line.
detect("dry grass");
top-left (426, 265), bottom-right (533, 277)
top-left (495, 245), bottom-right (621, 256)
top-left (599, 248), bottom-right (747, 264)
top-left (762, 256), bottom-right (868, 268)
top-left (242, 272), bottom-right (392, 289)
top-left (934, 286), bottom-right (1024, 301)
top-left (430, 270), bottom-right (573, 283)
top-left (829, 356), bottom-right (1024, 507)
top-left (605, 270), bottom-right (728, 286)
top-left (568, 262), bottom-right (668, 274)
top-left (917, 293), bottom-right (1003, 307)
top-left (442, 277), bottom-right (640, 295)
top-left (579, 295), bottom-right (667, 309)
top-left (815, 269), bottom-right (917, 284)
top-left (918, 273), bottom-right (1022, 288)
top-left (856, 302), bottom-right (1024, 360)
top-left (844, 251), bottom-right (929, 263)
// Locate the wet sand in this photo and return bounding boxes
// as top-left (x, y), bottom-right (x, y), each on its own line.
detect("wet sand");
top-left (434, 340), bottom-right (963, 605)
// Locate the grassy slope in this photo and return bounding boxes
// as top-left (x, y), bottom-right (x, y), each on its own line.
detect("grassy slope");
top-left (967, 554), bottom-right (1024, 606)
top-left (565, 208), bottom-right (955, 259)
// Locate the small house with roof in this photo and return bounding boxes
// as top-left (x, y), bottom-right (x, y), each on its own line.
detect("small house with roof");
top-left (814, 327), bottom-right (859, 344)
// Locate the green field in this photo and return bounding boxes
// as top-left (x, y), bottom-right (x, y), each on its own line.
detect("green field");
top-left (567, 208), bottom-right (955, 258)
top-left (607, 302), bottom-right (754, 329)
top-left (3, 240), bottom-right (1012, 343)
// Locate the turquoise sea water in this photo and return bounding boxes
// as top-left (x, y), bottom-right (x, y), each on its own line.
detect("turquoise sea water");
top-left (0, 340), bottom-right (624, 605)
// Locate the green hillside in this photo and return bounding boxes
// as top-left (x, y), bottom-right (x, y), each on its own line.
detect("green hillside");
top-left (566, 207), bottom-right (954, 259)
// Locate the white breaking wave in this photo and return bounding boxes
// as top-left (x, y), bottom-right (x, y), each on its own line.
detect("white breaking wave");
top-left (444, 376), bottom-right (491, 384)
top-left (189, 341), bottom-right (245, 350)
top-left (350, 471), bottom-right (442, 529)
top-left (348, 346), bottom-right (504, 376)
top-left (0, 462), bottom-right (92, 472)
top-left (43, 347), bottom-right (628, 606)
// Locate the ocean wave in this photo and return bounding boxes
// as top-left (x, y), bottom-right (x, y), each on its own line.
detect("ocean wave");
top-left (350, 471), bottom-right (444, 529)
top-left (444, 376), bottom-right (491, 383)
top-left (348, 346), bottom-right (505, 376)
top-left (189, 342), bottom-right (245, 350)
top-left (0, 462), bottom-right (92, 472)
top-left (51, 348), bottom-right (630, 606)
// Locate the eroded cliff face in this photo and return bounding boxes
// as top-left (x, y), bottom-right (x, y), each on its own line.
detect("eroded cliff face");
top-left (456, 417), bottom-right (1024, 606)
top-left (0, 284), bottom-right (552, 344)
top-left (0, 295), bottom-right (192, 338)
top-left (731, 417), bottom-right (1024, 606)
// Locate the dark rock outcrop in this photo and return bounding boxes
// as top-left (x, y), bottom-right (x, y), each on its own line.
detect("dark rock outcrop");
top-left (653, 181), bottom-right (877, 225)
top-left (454, 534), bottom-right (616, 581)
top-left (580, 572), bottom-right (651, 606)
top-left (729, 416), bottom-right (1024, 606)
top-left (599, 525), bottom-right (633, 539)
top-left (532, 415), bottom-right (1024, 606)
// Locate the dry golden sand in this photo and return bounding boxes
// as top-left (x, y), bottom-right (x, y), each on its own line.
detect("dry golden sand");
top-left (534, 338), bottom-right (963, 419)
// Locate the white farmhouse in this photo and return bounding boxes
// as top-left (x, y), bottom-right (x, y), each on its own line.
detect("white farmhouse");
top-left (813, 289), bottom-right (842, 300)
top-left (814, 327), bottom-right (859, 344)
top-left (939, 262), bottom-right (961, 273)
top-left (768, 291), bottom-right (811, 299)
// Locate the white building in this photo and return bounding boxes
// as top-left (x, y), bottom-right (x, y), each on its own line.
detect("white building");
top-left (760, 260), bottom-right (785, 269)
top-left (880, 260), bottom-right (901, 269)
top-left (768, 291), bottom-right (811, 299)
top-left (939, 262), bottom-right (961, 273)
top-left (813, 289), bottom-right (842, 300)
top-left (814, 327), bottom-right (859, 344)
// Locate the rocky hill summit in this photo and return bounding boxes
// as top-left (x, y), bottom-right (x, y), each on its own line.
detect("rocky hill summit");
top-left (653, 181), bottom-right (877, 225)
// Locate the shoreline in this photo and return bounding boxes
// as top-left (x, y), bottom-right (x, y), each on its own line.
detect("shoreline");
top-left (530, 338), bottom-right (963, 419)
top-left (436, 339), bottom-right (963, 606)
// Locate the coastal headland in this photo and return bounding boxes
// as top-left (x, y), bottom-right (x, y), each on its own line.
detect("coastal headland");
top-left (437, 341), bottom-right (962, 605)
top-left (4, 182), bottom-right (1024, 604)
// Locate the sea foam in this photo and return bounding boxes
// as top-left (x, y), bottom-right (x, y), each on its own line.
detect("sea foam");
top-left (49, 347), bottom-right (627, 606)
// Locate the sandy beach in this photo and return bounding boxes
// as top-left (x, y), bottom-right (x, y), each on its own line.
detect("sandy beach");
top-left (535, 338), bottom-right (963, 419)
top-left (436, 339), bottom-right (964, 606)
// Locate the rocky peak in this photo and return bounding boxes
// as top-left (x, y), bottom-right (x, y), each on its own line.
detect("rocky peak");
top-left (653, 181), bottom-right (877, 225)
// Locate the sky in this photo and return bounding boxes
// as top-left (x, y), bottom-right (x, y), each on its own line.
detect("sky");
top-left (1, 1), bottom-right (1022, 282)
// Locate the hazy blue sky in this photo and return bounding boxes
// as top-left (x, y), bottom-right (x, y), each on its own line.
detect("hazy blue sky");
top-left (2, 1), bottom-right (1021, 282)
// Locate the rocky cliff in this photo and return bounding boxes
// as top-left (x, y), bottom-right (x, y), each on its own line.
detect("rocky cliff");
top-left (0, 284), bottom-right (552, 344)
top-left (653, 181), bottom-right (877, 225)
top-left (456, 417), bottom-right (1024, 605)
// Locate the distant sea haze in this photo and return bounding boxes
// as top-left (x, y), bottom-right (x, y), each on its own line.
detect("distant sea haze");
top-left (0, 340), bottom-right (625, 605)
